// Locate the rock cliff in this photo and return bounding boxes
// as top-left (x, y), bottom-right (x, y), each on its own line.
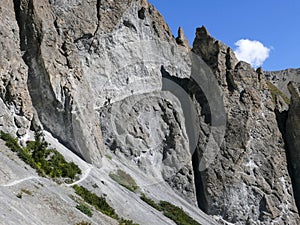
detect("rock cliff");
top-left (286, 82), bottom-right (300, 212)
top-left (192, 26), bottom-right (299, 224)
top-left (1, 0), bottom-right (300, 225)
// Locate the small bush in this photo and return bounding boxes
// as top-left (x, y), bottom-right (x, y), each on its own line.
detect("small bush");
top-left (0, 131), bottom-right (22, 152)
top-left (16, 192), bottom-right (22, 199)
top-left (119, 218), bottom-right (139, 225)
top-left (76, 203), bottom-right (93, 217)
top-left (73, 185), bottom-right (118, 220)
top-left (92, 183), bottom-right (99, 189)
top-left (73, 185), bottom-right (140, 225)
top-left (159, 201), bottom-right (202, 225)
top-left (74, 221), bottom-right (91, 225)
top-left (105, 154), bottom-right (112, 160)
top-left (16, 189), bottom-right (33, 199)
top-left (109, 169), bottom-right (138, 192)
top-left (140, 193), bottom-right (201, 225)
top-left (140, 193), bottom-right (162, 211)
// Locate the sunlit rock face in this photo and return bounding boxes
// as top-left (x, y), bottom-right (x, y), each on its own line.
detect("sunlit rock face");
top-left (1, 0), bottom-right (300, 225)
top-left (192, 26), bottom-right (300, 225)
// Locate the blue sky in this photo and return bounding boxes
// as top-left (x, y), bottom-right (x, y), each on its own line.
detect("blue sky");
top-left (148, 0), bottom-right (300, 71)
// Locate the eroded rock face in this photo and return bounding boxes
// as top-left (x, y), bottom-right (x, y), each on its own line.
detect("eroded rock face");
top-left (286, 82), bottom-right (300, 211)
top-left (3, 0), bottom-right (196, 201)
top-left (1, 0), bottom-right (300, 224)
top-left (12, 0), bottom-right (104, 164)
top-left (0, 0), bottom-right (34, 135)
top-left (100, 92), bottom-right (196, 202)
top-left (192, 26), bottom-right (300, 224)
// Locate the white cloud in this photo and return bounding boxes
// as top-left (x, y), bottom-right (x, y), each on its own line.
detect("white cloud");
top-left (234, 39), bottom-right (271, 68)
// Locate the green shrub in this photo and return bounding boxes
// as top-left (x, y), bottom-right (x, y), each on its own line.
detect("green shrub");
top-left (0, 131), bottom-right (81, 181)
top-left (140, 193), bottom-right (162, 211)
top-left (159, 201), bottom-right (202, 225)
top-left (140, 193), bottom-right (201, 225)
top-left (109, 169), bottom-right (138, 192)
top-left (119, 218), bottom-right (139, 225)
top-left (74, 221), bottom-right (91, 225)
top-left (76, 203), bottom-right (93, 217)
top-left (73, 185), bottom-right (140, 225)
top-left (16, 192), bottom-right (22, 199)
top-left (0, 131), bottom-right (22, 152)
top-left (105, 154), bottom-right (112, 160)
top-left (72, 185), bottom-right (118, 220)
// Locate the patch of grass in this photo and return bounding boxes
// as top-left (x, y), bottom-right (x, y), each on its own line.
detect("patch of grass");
top-left (105, 154), bottom-right (112, 160)
top-left (0, 131), bottom-right (81, 181)
top-left (21, 188), bottom-right (32, 196)
top-left (109, 169), bottom-right (138, 192)
top-left (72, 185), bottom-right (118, 220)
top-left (266, 81), bottom-right (290, 105)
top-left (140, 193), bottom-right (201, 225)
top-left (76, 203), bottom-right (93, 217)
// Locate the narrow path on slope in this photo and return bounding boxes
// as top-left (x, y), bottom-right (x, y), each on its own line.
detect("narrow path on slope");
top-left (66, 165), bottom-right (93, 187)
top-left (0, 176), bottom-right (40, 187)
top-left (1, 164), bottom-right (92, 188)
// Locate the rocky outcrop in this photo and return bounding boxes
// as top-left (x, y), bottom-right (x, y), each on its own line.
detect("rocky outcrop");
top-left (286, 82), bottom-right (300, 211)
top-left (265, 68), bottom-right (300, 97)
top-left (1, 0), bottom-right (300, 224)
top-left (192, 26), bottom-right (300, 224)
top-left (176, 27), bottom-right (190, 49)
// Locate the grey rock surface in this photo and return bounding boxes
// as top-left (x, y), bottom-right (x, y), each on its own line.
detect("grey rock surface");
top-left (0, 139), bottom-right (118, 225)
top-left (265, 68), bottom-right (300, 97)
top-left (100, 92), bottom-right (196, 203)
top-left (192, 26), bottom-right (300, 224)
top-left (176, 27), bottom-right (190, 49)
top-left (1, 0), bottom-right (300, 224)
top-left (12, 0), bottom-right (103, 164)
top-left (0, 0), bottom-right (34, 135)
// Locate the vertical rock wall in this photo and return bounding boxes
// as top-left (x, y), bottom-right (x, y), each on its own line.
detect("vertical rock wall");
top-left (12, 0), bottom-right (103, 164)
top-left (286, 82), bottom-right (300, 211)
top-left (192, 26), bottom-right (300, 224)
